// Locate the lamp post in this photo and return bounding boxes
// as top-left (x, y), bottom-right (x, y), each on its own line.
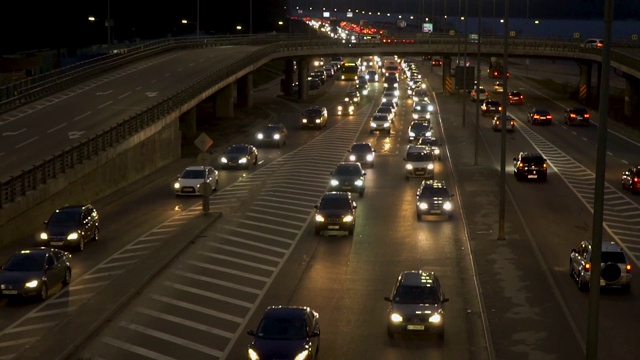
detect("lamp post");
top-left (474, 0), bottom-right (482, 166)
top-left (197, 0), bottom-right (200, 37)
top-left (498, 0), bottom-right (510, 241)
top-left (250, 0), bottom-right (253, 35)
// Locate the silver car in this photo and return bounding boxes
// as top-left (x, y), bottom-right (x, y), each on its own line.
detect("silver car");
top-left (570, 241), bottom-right (631, 293)
top-left (174, 166), bottom-right (219, 196)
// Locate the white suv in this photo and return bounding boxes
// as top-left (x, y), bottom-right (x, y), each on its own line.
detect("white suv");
top-left (570, 241), bottom-right (631, 293)
top-left (403, 145), bottom-right (435, 180)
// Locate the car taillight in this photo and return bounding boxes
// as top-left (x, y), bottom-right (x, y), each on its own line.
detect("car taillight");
top-left (584, 263), bottom-right (591, 272)
top-left (543, 163), bottom-right (547, 168)
top-left (633, 176), bottom-right (640, 183)
top-left (518, 163), bottom-right (524, 168)
top-left (570, 114), bottom-right (577, 118)
top-left (627, 264), bottom-right (632, 273)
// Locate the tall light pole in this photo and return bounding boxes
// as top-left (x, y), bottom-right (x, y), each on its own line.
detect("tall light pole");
top-left (197, 0), bottom-right (200, 37)
top-left (250, 0), bottom-right (253, 35)
top-left (461, 0), bottom-right (468, 127)
top-left (474, 0), bottom-right (482, 166)
top-left (498, 0), bottom-right (509, 241)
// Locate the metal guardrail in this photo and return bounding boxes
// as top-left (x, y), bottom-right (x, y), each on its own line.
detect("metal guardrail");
top-left (1, 34), bottom-right (639, 208)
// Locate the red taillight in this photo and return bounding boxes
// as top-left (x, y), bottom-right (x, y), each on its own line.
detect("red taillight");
top-left (626, 264), bottom-right (632, 273)
top-left (584, 263), bottom-right (591, 272)
top-left (543, 163), bottom-right (547, 169)
top-left (570, 114), bottom-right (577, 118)
top-left (584, 114), bottom-right (590, 118)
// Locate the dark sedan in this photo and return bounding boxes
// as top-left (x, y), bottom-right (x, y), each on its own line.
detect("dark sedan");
top-left (247, 306), bottom-right (320, 360)
top-left (346, 142), bottom-right (375, 167)
top-left (0, 247), bottom-right (72, 301)
top-left (329, 162), bottom-right (367, 197)
top-left (527, 108), bottom-right (553, 125)
top-left (564, 107), bottom-right (590, 126)
top-left (220, 144), bottom-right (258, 169)
top-left (255, 123), bottom-right (287, 148)
top-left (508, 90), bottom-right (524, 105)
top-left (38, 204), bottom-right (99, 252)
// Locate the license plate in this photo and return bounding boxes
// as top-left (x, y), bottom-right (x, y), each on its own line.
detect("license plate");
top-left (50, 241), bottom-right (64, 245)
top-left (342, 186), bottom-right (351, 190)
top-left (407, 325), bottom-right (425, 330)
top-left (527, 175), bottom-right (537, 178)
top-left (2, 290), bottom-right (17, 295)
top-left (431, 210), bottom-right (441, 214)
top-left (415, 171), bottom-right (425, 175)
top-left (600, 279), bottom-right (606, 286)
top-left (328, 226), bottom-right (340, 229)
top-left (577, 116), bottom-right (583, 120)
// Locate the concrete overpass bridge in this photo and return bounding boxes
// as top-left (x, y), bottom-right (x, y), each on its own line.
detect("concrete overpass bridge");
top-left (1, 34), bottom-right (639, 242)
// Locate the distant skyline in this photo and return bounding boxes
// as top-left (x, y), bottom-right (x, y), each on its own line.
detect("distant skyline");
top-left (1, 0), bottom-right (637, 56)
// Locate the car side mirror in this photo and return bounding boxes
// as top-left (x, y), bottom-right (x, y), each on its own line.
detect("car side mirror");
top-left (384, 296), bottom-right (392, 302)
top-left (310, 330), bottom-right (320, 337)
top-left (363, 172), bottom-right (367, 176)
top-left (442, 297), bottom-right (450, 303)
top-left (247, 330), bottom-right (256, 336)
top-left (571, 248), bottom-right (578, 253)
top-left (314, 205), bottom-right (319, 209)
top-left (353, 202), bottom-right (357, 209)
top-left (513, 158), bottom-right (517, 161)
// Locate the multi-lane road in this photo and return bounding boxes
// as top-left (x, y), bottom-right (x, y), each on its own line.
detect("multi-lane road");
top-left (0, 47), bottom-right (639, 360)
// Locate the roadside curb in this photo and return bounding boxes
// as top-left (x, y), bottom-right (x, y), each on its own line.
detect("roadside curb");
top-left (15, 212), bottom-right (222, 360)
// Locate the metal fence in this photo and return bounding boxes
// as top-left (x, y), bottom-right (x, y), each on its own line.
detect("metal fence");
top-left (1, 34), bottom-right (639, 208)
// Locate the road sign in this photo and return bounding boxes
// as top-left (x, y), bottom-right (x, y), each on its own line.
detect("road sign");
top-left (194, 132), bottom-right (213, 152)
top-left (509, 31), bottom-right (516, 37)
top-left (196, 152), bottom-right (211, 166)
top-left (574, 32), bottom-right (580, 39)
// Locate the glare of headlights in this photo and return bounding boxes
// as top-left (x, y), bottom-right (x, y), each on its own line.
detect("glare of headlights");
top-left (428, 164), bottom-right (434, 170)
top-left (413, 114), bottom-right (419, 119)
top-left (315, 119), bottom-right (321, 123)
top-left (273, 134), bottom-right (280, 139)
top-left (409, 132), bottom-right (416, 137)
top-left (429, 313), bottom-right (442, 323)
top-left (315, 214), bottom-right (325, 222)
top-left (67, 232), bottom-right (79, 240)
top-left (405, 164), bottom-right (413, 170)
top-left (419, 202), bottom-right (428, 210)
top-left (294, 350), bottom-right (310, 360)
top-left (428, 105), bottom-right (434, 111)
top-left (349, 155), bottom-right (356, 161)
top-left (248, 348), bottom-right (259, 360)
top-left (221, 157), bottom-right (228, 163)
top-left (433, 148), bottom-right (440, 154)
top-left (354, 179), bottom-right (364, 186)
top-left (366, 154), bottom-right (374, 161)
top-left (443, 202), bottom-right (452, 210)
top-left (174, 182), bottom-right (180, 189)
top-left (25, 280), bottom-right (39, 288)
top-left (256, 133), bottom-right (264, 139)
top-left (390, 313), bottom-right (403, 322)
top-left (39, 233), bottom-right (48, 240)
top-left (330, 179), bottom-right (339, 186)
top-left (239, 158), bottom-right (247, 163)
top-left (383, 123), bottom-right (390, 127)
top-left (343, 215), bottom-right (354, 222)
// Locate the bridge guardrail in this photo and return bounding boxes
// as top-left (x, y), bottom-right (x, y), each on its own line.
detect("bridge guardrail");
top-left (1, 35), bottom-right (639, 208)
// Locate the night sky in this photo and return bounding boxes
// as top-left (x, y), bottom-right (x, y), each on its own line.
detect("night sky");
top-left (0, 0), bottom-right (637, 56)
top-left (0, 0), bottom-right (288, 56)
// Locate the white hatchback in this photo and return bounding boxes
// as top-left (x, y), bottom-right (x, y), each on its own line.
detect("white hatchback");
top-left (174, 166), bottom-right (219, 196)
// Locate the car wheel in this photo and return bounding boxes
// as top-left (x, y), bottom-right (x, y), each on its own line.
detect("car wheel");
top-left (38, 283), bottom-right (48, 302)
top-left (93, 227), bottom-right (99, 241)
top-left (62, 268), bottom-right (71, 287)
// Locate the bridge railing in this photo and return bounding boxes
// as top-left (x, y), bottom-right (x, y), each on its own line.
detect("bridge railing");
top-left (1, 35), bottom-right (639, 208)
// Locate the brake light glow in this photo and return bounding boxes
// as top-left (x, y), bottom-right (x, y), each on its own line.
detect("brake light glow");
top-left (584, 263), bottom-right (591, 272)
top-left (627, 264), bottom-right (632, 273)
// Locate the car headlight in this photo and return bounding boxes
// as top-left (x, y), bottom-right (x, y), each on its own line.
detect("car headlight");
top-left (366, 154), bottom-right (374, 161)
top-left (344, 97), bottom-right (349, 101)
top-left (383, 123), bottom-right (390, 127)
top-left (343, 215), bottom-right (354, 222)
top-left (413, 96), bottom-right (418, 101)
top-left (427, 163), bottom-right (434, 170)
top-left (174, 182), bottom-right (181, 189)
top-left (354, 179), bottom-right (364, 186)
top-left (390, 313), bottom-right (403, 322)
top-left (370, 123), bottom-right (377, 128)
top-left (443, 202), bottom-right (453, 210)
top-left (426, 131), bottom-right (433, 137)
top-left (428, 105), bottom-right (434, 111)
top-left (39, 232), bottom-right (48, 240)
top-left (248, 348), bottom-right (260, 360)
top-left (429, 313), bottom-right (442, 323)
top-left (315, 214), bottom-right (325, 222)
top-left (221, 157), bottom-right (228, 163)
top-left (394, 90), bottom-right (399, 96)
top-left (393, 83), bottom-right (398, 88)
top-left (418, 202), bottom-right (428, 210)
top-left (413, 114), bottom-right (419, 119)
top-left (294, 350), bottom-right (310, 360)
top-left (338, 105), bottom-right (343, 111)
top-left (25, 280), bottom-right (39, 288)
top-left (239, 158), bottom-right (247, 163)
top-left (256, 133), bottom-right (264, 139)
top-left (67, 232), bottom-right (79, 240)
top-left (406, 164), bottom-right (413, 170)
top-left (315, 119), bottom-right (321, 123)
top-left (330, 179), bottom-right (339, 186)
top-left (273, 134), bottom-right (280, 140)
top-left (349, 155), bottom-right (356, 161)
top-left (409, 132), bottom-right (416, 137)
top-left (433, 148), bottom-right (440, 155)
top-left (302, 118), bottom-right (308, 123)
top-left (362, 89), bottom-right (368, 95)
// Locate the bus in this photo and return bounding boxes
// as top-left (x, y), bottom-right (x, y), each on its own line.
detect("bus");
top-left (341, 58), bottom-right (360, 81)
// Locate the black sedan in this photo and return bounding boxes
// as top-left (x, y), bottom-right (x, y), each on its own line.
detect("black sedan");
top-left (247, 306), bottom-right (320, 360)
top-left (329, 162), bottom-right (367, 197)
top-left (38, 204), bottom-right (99, 252)
top-left (564, 107), bottom-right (590, 126)
top-left (346, 142), bottom-right (375, 168)
top-left (220, 144), bottom-right (258, 169)
top-left (255, 123), bottom-right (287, 148)
top-left (0, 247), bottom-right (72, 301)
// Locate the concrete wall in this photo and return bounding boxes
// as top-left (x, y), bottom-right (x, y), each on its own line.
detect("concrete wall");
top-left (0, 114), bottom-right (181, 248)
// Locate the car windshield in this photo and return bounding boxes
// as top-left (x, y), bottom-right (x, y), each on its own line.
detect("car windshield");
top-left (406, 151), bottom-right (433, 162)
top-left (377, 107), bottom-right (392, 114)
top-left (601, 251), bottom-right (627, 263)
top-left (265, 125), bottom-right (281, 132)
top-left (303, 109), bottom-right (322, 116)
top-left (372, 115), bottom-right (388, 122)
top-left (3, 253), bottom-right (46, 272)
top-left (367, 71), bottom-right (377, 76)
top-left (418, 138), bottom-right (437, 146)
top-left (351, 144), bottom-right (372, 153)
top-left (334, 166), bottom-right (362, 176)
top-left (523, 156), bottom-right (545, 165)
top-left (318, 197), bottom-right (351, 210)
top-left (227, 146), bottom-right (248, 154)
top-left (393, 285), bottom-right (439, 304)
top-left (411, 124), bottom-right (430, 132)
top-left (256, 316), bottom-right (307, 340)
top-left (48, 210), bottom-right (81, 226)
top-left (181, 169), bottom-right (205, 179)
top-left (420, 188), bottom-right (450, 198)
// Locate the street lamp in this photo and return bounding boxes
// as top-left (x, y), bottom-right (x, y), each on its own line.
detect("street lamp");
top-left (197, 0), bottom-right (200, 38)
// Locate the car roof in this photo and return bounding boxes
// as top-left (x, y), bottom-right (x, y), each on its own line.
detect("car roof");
top-left (321, 191), bottom-right (352, 199)
top-left (407, 144), bottom-right (429, 153)
top-left (398, 270), bottom-right (438, 286)
top-left (420, 179), bottom-right (447, 188)
top-left (56, 204), bottom-right (91, 212)
top-left (12, 247), bottom-right (52, 256)
top-left (184, 166), bottom-right (209, 171)
top-left (263, 306), bottom-right (309, 318)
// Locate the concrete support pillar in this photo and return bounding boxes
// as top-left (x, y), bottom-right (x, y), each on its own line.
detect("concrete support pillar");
top-left (577, 62), bottom-right (592, 104)
top-left (624, 75), bottom-right (640, 118)
top-left (282, 59), bottom-right (295, 96)
top-left (179, 107), bottom-right (197, 140)
top-left (215, 84), bottom-right (234, 118)
top-left (237, 73), bottom-right (253, 108)
top-left (297, 57), bottom-right (309, 101)
top-left (442, 57), bottom-right (453, 94)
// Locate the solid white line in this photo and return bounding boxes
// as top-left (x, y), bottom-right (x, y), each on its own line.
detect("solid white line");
top-left (136, 308), bottom-right (234, 338)
top-left (0, 337), bottom-right (39, 347)
top-left (15, 137), bottom-right (38, 148)
top-left (47, 122), bottom-right (67, 133)
top-left (4, 322), bottom-right (58, 333)
top-left (165, 282), bottom-right (253, 308)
